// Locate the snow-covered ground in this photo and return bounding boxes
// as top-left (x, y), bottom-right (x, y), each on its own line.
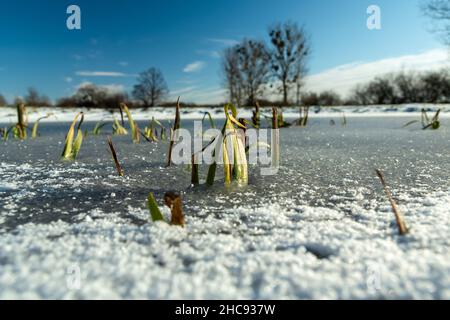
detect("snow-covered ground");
top-left (1, 110), bottom-right (450, 299)
top-left (1, 179), bottom-right (450, 299)
top-left (1, 104), bottom-right (450, 124)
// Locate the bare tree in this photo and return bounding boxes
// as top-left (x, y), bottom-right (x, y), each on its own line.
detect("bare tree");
top-left (227, 39), bottom-right (270, 106)
top-left (294, 60), bottom-right (308, 105)
top-left (268, 22), bottom-right (309, 106)
top-left (132, 68), bottom-right (168, 107)
top-left (222, 47), bottom-right (244, 106)
top-left (0, 94), bottom-right (6, 106)
top-left (423, 0), bottom-right (450, 43)
top-left (24, 87), bottom-right (51, 106)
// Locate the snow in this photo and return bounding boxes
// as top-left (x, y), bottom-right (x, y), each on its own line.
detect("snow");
top-left (1, 104), bottom-right (450, 124)
top-left (1, 108), bottom-right (450, 299)
top-left (1, 182), bottom-right (450, 299)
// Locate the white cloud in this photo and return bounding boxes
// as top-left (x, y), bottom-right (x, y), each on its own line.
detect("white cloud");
top-left (168, 86), bottom-right (226, 104)
top-left (118, 61), bottom-right (129, 67)
top-left (169, 86), bottom-right (198, 96)
top-left (64, 77), bottom-right (73, 83)
top-left (304, 48), bottom-right (450, 98)
top-left (101, 84), bottom-right (125, 94)
top-left (207, 38), bottom-right (238, 46)
top-left (196, 50), bottom-right (221, 58)
top-left (183, 61), bottom-right (205, 73)
top-left (75, 71), bottom-right (131, 77)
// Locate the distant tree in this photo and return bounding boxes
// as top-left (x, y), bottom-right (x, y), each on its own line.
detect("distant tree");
top-left (300, 92), bottom-right (319, 106)
top-left (0, 94), bottom-right (6, 106)
top-left (318, 90), bottom-right (342, 106)
top-left (294, 60), bottom-right (308, 105)
top-left (222, 47), bottom-right (244, 106)
top-left (268, 21), bottom-right (309, 106)
top-left (24, 87), bottom-right (51, 106)
top-left (345, 69), bottom-right (450, 105)
top-left (347, 85), bottom-right (371, 105)
top-left (105, 92), bottom-right (130, 108)
top-left (423, 0), bottom-right (450, 43)
top-left (393, 72), bottom-right (420, 103)
top-left (57, 83), bottom-right (129, 108)
top-left (229, 39), bottom-right (271, 106)
top-left (132, 68), bottom-right (168, 107)
top-left (55, 96), bottom-right (76, 108)
top-left (418, 70), bottom-right (450, 103)
top-left (299, 91), bottom-right (341, 106)
top-left (73, 84), bottom-right (107, 108)
top-left (365, 77), bottom-right (397, 105)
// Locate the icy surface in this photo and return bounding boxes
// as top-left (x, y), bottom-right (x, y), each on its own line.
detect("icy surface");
top-left (1, 104), bottom-right (450, 124)
top-left (1, 111), bottom-right (450, 299)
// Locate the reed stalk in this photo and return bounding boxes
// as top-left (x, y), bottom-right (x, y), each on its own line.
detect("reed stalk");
top-left (31, 113), bottom-right (52, 139)
top-left (61, 112), bottom-right (84, 161)
top-left (375, 169), bottom-right (408, 235)
top-left (166, 97), bottom-right (181, 166)
top-left (120, 103), bottom-right (140, 143)
top-left (107, 136), bottom-right (124, 176)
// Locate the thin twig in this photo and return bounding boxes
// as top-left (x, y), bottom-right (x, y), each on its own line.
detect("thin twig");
top-left (107, 136), bottom-right (124, 177)
top-left (375, 169), bottom-right (408, 235)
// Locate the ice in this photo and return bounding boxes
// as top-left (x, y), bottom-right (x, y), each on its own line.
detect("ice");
top-left (0, 191), bottom-right (450, 299)
top-left (1, 110), bottom-right (450, 299)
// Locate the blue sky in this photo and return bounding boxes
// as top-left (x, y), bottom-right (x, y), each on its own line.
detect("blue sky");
top-left (0, 0), bottom-right (447, 104)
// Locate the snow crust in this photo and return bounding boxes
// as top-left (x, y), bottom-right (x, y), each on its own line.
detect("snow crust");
top-left (1, 171), bottom-right (450, 299)
top-left (1, 104), bottom-right (450, 124)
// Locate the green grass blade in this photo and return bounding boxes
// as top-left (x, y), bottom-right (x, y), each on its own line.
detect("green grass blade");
top-left (31, 113), bottom-right (52, 139)
top-left (113, 118), bottom-right (128, 135)
top-left (93, 122), bottom-right (108, 135)
top-left (147, 193), bottom-right (165, 222)
top-left (202, 111), bottom-right (216, 129)
top-left (206, 162), bottom-right (217, 185)
top-left (61, 112), bottom-right (83, 160)
top-left (71, 129), bottom-right (83, 159)
top-left (120, 103), bottom-right (139, 143)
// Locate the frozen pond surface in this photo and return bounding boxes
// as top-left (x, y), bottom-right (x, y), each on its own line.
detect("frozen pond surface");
top-left (1, 114), bottom-right (450, 299)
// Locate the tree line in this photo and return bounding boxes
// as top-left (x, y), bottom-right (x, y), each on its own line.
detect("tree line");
top-left (346, 70), bottom-right (450, 105)
top-left (0, 67), bottom-right (169, 109)
top-left (58, 67), bottom-right (169, 109)
top-left (300, 69), bottom-right (450, 106)
top-left (3, 68), bottom-right (450, 108)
